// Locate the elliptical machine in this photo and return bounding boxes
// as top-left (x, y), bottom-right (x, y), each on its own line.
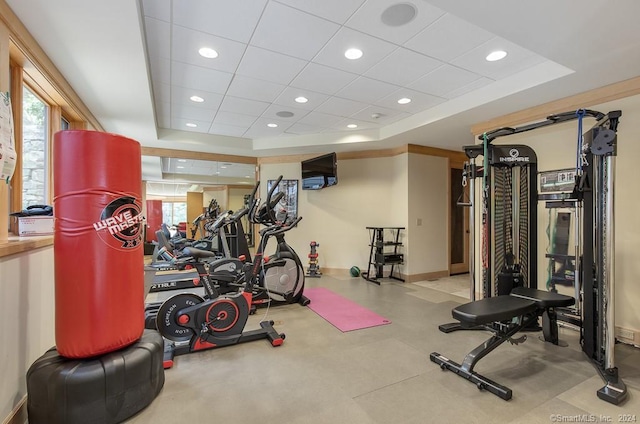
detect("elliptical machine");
top-left (213, 175), bottom-right (310, 307)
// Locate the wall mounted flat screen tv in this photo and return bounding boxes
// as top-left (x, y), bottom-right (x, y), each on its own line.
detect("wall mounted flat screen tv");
top-left (301, 152), bottom-right (337, 190)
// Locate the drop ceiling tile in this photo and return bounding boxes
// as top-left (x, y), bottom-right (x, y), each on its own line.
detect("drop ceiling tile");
top-left (314, 96), bottom-right (369, 117)
top-left (149, 56), bottom-right (171, 85)
top-left (219, 96), bottom-right (270, 116)
top-left (375, 88), bottom-right (445, 113)
top-left (350, 105), bottom-right (410, 124)
top-left (214, 111), bottom-right (259, 127)
top-left (141, 0), bottom-right (170, 21)
top-left (376, 111), bottom-right (412, 125)
top-left (313, 27), bottom-right (398, 74)
top-left (296, 111), bottom-right (344, 127)
top-left (273, 87), bottom-right (330, 111)
top-left (290, 63), bottom-right (358, 95)
top-left (226, 75), bottom-right (286, 103)
top-left (243, 118), bottom-right (290, 138)
top-left (171, 103), bottom-right (217, 121)
top-left (171, 118), bottom-right (211, 133)
top-left (171, 61), bottom-right (233, 94)
top-left (451, 37), bottom-right (546, 80)
top-left (261, 104), bottom-right (310, 121)
top-left (171, 25), bottom-right (247, 73)
top-left (152, 82), bottom-right (171, 104)
top-left (144, 17), bottom-right (170, 59)
top-left (251, 2), bottom-right (340, 61)
top-left (172, 0), bottom-right (267, 43)
top-left (409, 64), bottom-right (482, 97)
top-left (444, 77), bottom-right (493, 99)
top-left (345, 0), bottom-right (445, 45)
top-left (404, 13), bottom-right (494, 62)
top-left (274, 0), bottom-right (365, 24)
top-left (236, 46), bottom-right (308, 85)
top-left (156, 102), bottom-right (171, 128)
top-left (336, 76), bottom-right (400, 104)
top-left (208, 123), bottom-right (248, 138)
top-left (171, 86), bottom-right (224, 109)
top-left (329, 118), bottom-right (380, 131)
top-left (364, 47), bottom-right (443, 86)
top-left (285, 122), bottom-right (328, 135)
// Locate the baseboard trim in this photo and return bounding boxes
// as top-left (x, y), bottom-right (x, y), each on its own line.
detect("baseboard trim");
top-left (307, 268), bottom-right (451, 284)
top-left (404, 270), bottom-right (450, 283)
top-left (3, 395), bottom-right (27, 424)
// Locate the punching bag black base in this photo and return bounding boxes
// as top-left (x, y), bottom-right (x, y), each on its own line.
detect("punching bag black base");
top-left (26, 330), bottom-right (164, 424)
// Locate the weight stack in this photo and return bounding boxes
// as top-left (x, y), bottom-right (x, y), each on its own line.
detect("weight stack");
top-left (27, 330), bottom-right (165, 424)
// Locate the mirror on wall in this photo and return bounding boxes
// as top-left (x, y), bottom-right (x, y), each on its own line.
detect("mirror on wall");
top-left (142, 155), bottom-right (257, 247)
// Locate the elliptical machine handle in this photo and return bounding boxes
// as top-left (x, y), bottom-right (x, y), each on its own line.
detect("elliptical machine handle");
top-left (271, 216), bottom-right (302, 236)
top-left (264, 175), bottom-right (283, 224)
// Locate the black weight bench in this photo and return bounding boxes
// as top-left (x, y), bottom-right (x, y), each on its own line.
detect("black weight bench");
top-left (430, 287), bottom-right (575, 400)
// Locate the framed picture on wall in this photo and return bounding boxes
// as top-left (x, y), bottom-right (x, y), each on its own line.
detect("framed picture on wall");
top-left (266, 179), bottom-right (298, 225)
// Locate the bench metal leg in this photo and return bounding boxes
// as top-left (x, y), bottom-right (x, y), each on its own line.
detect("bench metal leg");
top-left (431, 315), bottom-right (536, 401)
top-left (430, 353), bottom-right (512, 400)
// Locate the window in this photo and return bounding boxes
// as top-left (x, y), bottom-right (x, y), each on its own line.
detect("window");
top-left (21, 86), bottom-right (49, 207)
top-left (162, 202), bottom-right (187, 226)
top-left (61, 116), bottom-right (70, 130)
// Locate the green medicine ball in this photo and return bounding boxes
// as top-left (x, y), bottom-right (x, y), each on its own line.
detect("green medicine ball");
top-left (350, 266), bottom-right (360, 277)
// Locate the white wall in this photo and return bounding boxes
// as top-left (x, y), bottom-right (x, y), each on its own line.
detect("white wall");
top-left (0, 247), bottom-right (55, 420)
top-left (203, 188), bottom-right (227, 211)
top-left (258, 153), bottom-right (455, 278)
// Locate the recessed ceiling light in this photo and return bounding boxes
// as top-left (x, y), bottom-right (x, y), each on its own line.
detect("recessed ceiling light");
top-left (220, 166), bottom-right (227, 169)
top-left (198, 47), bottom-right (218, 59)
top-left (344, 48), bottom-right (363, 60)
top-left (177, 166), bottom-right (185, 169)
top-left (295, 96), bottom-right (308, 103)
top-left (185, 123), bottom-right (197, 128)
top-left (267, 123), bottom-right (278, 128)
top-left (347, 124), bottom-right (358, 129)
top-left (190, 95), bottom-right (204, 103)
top-left (397, 97), bottom-right (412, 104)
top-left (486, 50), bottom-right (507, 62)
top-left (245, 175), bottom-right (251, 178)
top-left (177, 159), bottom-right (187, 162)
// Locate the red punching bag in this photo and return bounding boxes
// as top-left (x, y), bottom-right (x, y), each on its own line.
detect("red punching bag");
top-left (54, 130), bottom-right (144, 358)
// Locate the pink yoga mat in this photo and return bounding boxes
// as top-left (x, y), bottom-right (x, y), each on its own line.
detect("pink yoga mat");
top-left (304, 287), bottom-right (391, 332)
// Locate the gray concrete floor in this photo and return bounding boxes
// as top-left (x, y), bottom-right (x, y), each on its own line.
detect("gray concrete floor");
top-left (130, 272), bottom-right (640, 423)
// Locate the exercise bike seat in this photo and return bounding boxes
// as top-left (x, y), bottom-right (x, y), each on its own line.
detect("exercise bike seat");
top-left (510, 287), bottom-right (575, 308)
top-left (452, 296), bottom-right (537, 327)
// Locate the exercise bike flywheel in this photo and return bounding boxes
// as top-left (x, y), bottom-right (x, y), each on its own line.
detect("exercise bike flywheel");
top-left (156, 293), bottom-right (204, 342)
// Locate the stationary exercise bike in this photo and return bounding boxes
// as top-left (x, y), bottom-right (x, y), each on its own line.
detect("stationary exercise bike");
top-left (156, 198), bottom-right (294, 365)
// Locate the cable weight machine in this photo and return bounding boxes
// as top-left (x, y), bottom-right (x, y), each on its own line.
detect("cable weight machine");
top-left (458, 109), bottom-right (626, 404)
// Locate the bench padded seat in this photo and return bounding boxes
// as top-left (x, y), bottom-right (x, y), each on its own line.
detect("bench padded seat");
top-left (510, 287), bottom-right (575, 308)
top-left (452, 296), bottom-right (537, 326)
